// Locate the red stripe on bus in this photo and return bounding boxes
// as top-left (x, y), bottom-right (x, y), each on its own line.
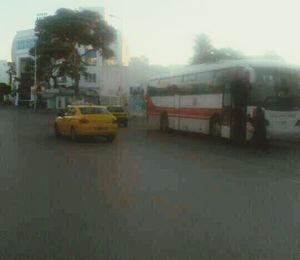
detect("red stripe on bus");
top-left (146, 98), bottom-right (222, 118)
top-left (148, 109), bottom-right (221, 118)
top-left (148, 113), bottom-right (211, 119)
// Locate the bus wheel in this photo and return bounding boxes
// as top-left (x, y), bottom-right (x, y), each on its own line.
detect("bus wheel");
top-left (160, 113), bottom-right (169, 133)
top-left (210, 117), bottom-right (221, 139)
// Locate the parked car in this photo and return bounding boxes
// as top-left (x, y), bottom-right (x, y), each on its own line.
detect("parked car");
top-left (105, 105), bottom-right (128, 127)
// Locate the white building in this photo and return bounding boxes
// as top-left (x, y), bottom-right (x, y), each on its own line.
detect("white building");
top-left (11, 29), bottom-right (37, 105)
top-left (0, 60), bottom-right (9, 84)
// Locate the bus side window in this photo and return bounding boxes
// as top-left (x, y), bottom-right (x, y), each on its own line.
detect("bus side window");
top-left (171, 76), bottom-right (183, 85)
top-left (183, 74), bottom-right (196, 83)
top-left (195, 71), bottom-right (215, 94)
top-left (213, 71), bottom-right (225, 94)
top-left (149, 80), bottom-right (159, 87)
top-left (223, 82), bottom-right (231, 107)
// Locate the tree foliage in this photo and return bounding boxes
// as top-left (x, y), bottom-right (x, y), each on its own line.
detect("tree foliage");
top-left (6, 62), bottom-right (16, 86)
top-left (263, 51), bottom-right (284, 61)
top-left (33, 8), bottom-right (116, 94)
top-left (129, 56), bottom-right (150, 67)
top-left (191, 34), bottom-right (215, 64)
top-left (191, 34), bottom-right (244, 64)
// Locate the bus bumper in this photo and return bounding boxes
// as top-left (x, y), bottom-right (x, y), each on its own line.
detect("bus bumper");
top-left (267, 128), bottom-right (300, 141)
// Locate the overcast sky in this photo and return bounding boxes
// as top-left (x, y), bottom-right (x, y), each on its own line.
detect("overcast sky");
top-left (1, 0), bottom-right (300, 65)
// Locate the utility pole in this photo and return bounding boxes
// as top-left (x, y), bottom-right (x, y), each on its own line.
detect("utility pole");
top-left (109, 14), bottom-right (124, 97)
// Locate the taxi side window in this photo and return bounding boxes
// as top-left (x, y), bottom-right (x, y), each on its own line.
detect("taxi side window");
top-left (65, 107), bottom-right (76, 116)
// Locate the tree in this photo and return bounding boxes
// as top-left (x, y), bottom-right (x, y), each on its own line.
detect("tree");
top-left (191, 34), bottom-right (244, 64)
top-left (191, 34), bottom-right (216, 64)
top-left (34, 8), bottom-right (116, 95)
top-left (129, 56), bottom-right (150, 67)
top-left (28, 45), bottom-right (67, 88)
top-left (215, 48), bottom-right (244, 61)
top-left (263, 51), bottom-right (284, 61)
top-left (6, 62), bottom-right (16, 86)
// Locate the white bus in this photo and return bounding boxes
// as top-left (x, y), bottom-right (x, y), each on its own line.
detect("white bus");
top-left (146, 59), bottom-right (300, 142)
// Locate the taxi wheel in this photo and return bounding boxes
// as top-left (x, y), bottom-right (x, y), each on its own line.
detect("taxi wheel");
top-left (70, 127), bottom-right (78, 141)
top-left (107, 135), bottom-right (115, 142)
top-left (54, 123), bottom-right (61, 137)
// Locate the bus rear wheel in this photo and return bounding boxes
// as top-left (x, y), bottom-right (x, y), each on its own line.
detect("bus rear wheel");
top-left (210, 117), bottom-right (221, 139)
top-left (160, 113), bottom-right (169, 133)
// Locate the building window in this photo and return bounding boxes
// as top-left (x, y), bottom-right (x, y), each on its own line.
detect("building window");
top-left (85, 73), bottom-right (96, 83)
top-left (17, 39), bottom-right (36, 50)
top-left (85, 50), bottom-right (97, 66)
top-left (58, 76), bottom-right (67, 83)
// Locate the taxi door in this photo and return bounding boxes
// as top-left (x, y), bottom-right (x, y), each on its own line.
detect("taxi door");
top-left (59, 107), bottom-right (77, 135)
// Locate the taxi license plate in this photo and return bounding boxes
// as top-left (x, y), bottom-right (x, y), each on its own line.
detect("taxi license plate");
top-left (95, 127), bottom-right (107, 130)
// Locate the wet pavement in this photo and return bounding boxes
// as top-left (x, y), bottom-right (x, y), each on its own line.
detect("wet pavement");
top-left (1, 107), bottom-right (300, 259)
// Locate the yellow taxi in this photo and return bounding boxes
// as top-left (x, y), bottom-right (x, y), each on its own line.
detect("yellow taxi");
top-left (54, 105), bottom-right (118, 141)
top-left (105, 105), bottom-right (128, 127)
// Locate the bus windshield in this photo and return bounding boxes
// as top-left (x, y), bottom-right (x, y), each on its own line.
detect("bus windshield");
top-left (251, 67), bottom-right (300, 111)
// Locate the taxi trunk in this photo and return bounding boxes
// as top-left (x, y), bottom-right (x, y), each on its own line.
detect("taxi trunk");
top-left (77, 114), bottom-right (117, 136)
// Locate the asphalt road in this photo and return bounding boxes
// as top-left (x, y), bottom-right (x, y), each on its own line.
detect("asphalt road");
top-left (1, 107), bottom-right (300, 260)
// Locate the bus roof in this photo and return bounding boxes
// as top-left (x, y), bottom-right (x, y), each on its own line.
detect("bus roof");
top-left (148, 59), bottom-right (300, 81)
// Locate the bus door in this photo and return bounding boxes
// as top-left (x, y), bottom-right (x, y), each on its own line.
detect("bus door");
top-left (230, 79), bottom-right (248, 143)
top-left (221, 80), bottom-right (247, 142)
top-left (221, 81), bottom-right (232, 138)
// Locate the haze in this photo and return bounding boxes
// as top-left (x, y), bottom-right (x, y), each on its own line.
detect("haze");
top-left (1, 0), bottom-right (300, 65)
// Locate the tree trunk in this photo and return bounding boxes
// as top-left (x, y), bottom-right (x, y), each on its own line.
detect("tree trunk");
top-left (74, 73), bottom-right (80, 98)
top-left (9, 74), bottom-right (12, 86)
top-left (53, 77), bottom-right (58, 88)
top-left (50, 76), bottom-right (58, 89)
top-left (73, 50), bottom-right (81, 99)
